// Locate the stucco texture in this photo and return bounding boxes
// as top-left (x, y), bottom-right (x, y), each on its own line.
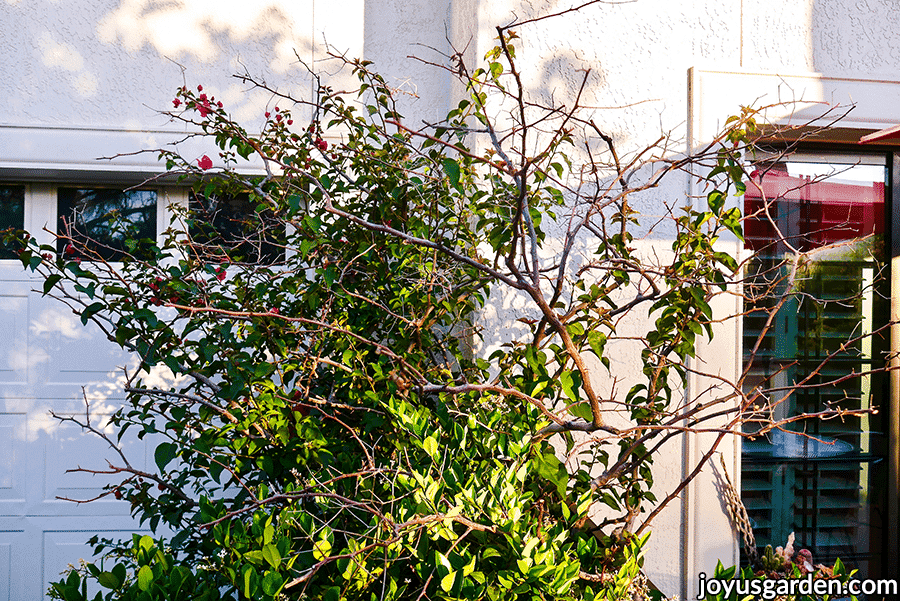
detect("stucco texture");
top-left (3, 1), bottom-right (900, 599)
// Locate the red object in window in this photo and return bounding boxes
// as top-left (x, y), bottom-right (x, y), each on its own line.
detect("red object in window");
top-left (743, 167), bottom-right (884, 252)
top-left (859, 123), bottom-right (900, 144)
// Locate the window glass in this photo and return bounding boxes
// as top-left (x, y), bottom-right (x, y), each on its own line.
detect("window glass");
top-left (57, 188), bottom-right (157, 261)
top-left (741, 160), bottom-right (889, 578)
top-left (0, 184), bottom-right (25, 259)
top-left (188, 192), bottom-right (284, 263)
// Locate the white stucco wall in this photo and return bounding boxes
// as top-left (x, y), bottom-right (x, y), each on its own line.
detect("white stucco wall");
top-left (3, 1), bottom-right (900, 599)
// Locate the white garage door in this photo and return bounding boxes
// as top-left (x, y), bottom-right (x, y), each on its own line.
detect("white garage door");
top-left (0, 183), bottom-right (181, 600)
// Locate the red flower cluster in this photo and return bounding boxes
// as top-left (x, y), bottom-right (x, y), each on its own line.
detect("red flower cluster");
top-left (315, 138), bottom-right (328, 152)
top-left (197, 94), bottom-right (212, 118)
top-left (198, 155), bottom-right (213, 170)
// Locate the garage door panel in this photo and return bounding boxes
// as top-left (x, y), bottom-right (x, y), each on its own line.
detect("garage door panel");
top-left (36, 417), bottom-right (148, 516)
top-left (40, 521), bottom-right (153, 601)
top-left (0, 537), bottom-right (12, 601)
top-left (0, 414), bottom-right (26, 508)
top-left (0, 523), bottom-right (35, 601)
top-left (0, 284), bottom-right (28, 386)
top-left (28, 299), bottom-right (131, 391)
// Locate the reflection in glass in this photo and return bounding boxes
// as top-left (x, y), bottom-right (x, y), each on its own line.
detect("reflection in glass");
top-left (741, 161), bottom-right (888, 579)
top-left (188, 192), bottom-right (284, 264)
top-left (0, 185), bottom-right (25, 259)
top-left (58, 188), bottom-right (157, 261)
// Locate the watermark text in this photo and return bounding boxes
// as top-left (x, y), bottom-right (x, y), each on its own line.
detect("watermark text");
top-left (697, 572), bottom-right (898, 600)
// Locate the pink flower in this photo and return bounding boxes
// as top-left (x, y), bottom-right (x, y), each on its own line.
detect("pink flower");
top-left (265, 112), bottom-right (271, 118)
top-left (173, 98), bottom-right (182, 108)
top-left (269, 307), bottom-right (280, 315)
top-left (196, 97), bottom-right (212, 117)
top-left (197, 84), bottom-right (203, 91)
top-left (198, 155), bottom-right (213, 170)
top-left (287, 119), bottom-right (293, 125)
top-left (315, 138), bottom-right (328, 152)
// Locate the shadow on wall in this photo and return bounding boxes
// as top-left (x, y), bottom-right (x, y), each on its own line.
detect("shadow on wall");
top-left (2, 0), bottom-right (335, 127)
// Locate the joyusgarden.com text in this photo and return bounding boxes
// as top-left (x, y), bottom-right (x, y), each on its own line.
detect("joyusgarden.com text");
top-left (697, 572), bottom-right (897, 600)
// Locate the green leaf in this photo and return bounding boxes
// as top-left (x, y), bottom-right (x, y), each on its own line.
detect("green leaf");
top-left (243, 565), bottom-right (258, 598)
top-left (707, 189), bottom-right (725, 215)
top-left (440, 570), bottom-right (457, 592)
top-left (435, 551), bottom-right (452, 576)
top-left (534, 450), bottom-right (567, 497)
top-left (154, 442), bottom-right (177, 472)
top-left (262, 543), bottom-right (282, 569)
top-left (80, 302), bottom-right (105, 326)
top-left (254, 362), bottom-right (275, 378)
top-left (111, 564), bottom-right (126, 587)
top-left (423, 435), bottom-right (439, 460)
top-left (137, 565), bottom-right (153, 592)
top-left (442, 158), bottom-right (462, 192)
top-left (43, 274), bottom-right (62, 296)
top-left (587, 331), bottom-right (607, 360)
top-left (313, 539), bottom-right (332, 561)
top-left (96, 571), bottom-right (121, 589)
top-left (566, 322), bottom-right (585, 337)
top-left (262, 571), bottom-right (284, 596)
top-left (559, 370), bottom-right (580, 403)
top-left (569, 401), bottom-right (593, 422)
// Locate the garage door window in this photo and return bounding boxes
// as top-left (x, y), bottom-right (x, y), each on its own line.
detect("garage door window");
top-left (57, 188), bottom-right (157, 261)
top-left (0, 184), bottom-right (25, 259)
